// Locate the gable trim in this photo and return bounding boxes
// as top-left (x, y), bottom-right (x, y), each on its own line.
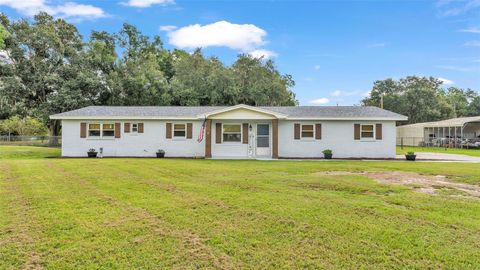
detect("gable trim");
top-left (198, 104), bottom-right (287, 119)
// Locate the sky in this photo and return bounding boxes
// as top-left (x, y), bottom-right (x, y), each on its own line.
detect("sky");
top-left (0, 0), bottom-right (479, 106)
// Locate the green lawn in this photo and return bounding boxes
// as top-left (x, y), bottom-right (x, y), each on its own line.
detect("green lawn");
top-left (1, 146), bottom-right (480, 269)
top-left (396, 145), bottom-right (480, 157)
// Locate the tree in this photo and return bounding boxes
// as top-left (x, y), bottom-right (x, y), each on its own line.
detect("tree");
top-left (0, 12), bottom-right (298, 142)
top-left (0, 23), bottom-right (8, 49)
top-left (232, 55), bottom-right (296, 106)
top-left (0, 13), bottom-right (105, 145)
top-left (0, 116), bottom-right (47, 136)
top-left (361, 76), bottom-right (478, 124)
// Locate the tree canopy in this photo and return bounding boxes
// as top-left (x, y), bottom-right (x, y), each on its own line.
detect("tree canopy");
top-left (0, 12), bottom-right (297, 136)
top-left (361, 76), bottom-right (479, 124)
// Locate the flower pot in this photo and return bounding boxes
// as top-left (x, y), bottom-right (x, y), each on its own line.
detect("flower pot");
top-left (405, 154), bottom-right (416, 161)
top-left (324, 153), bottom-right (333, 159)
top-left (156, 152), bottom-right (165, 158)
top-left (87, 152), bottom-right (97, 158)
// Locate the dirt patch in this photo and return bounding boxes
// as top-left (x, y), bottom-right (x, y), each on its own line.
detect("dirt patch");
top-left (314, 171), bottom-right (480, 198)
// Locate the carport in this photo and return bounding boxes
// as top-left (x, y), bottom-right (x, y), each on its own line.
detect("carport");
top-left (423, 116), bottom-right (480, 148)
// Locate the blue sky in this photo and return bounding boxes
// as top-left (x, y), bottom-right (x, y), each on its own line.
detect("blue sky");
top-left (1, 0), bottom-right (479, 105)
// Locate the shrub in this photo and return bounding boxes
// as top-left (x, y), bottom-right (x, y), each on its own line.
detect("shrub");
top-left (406, 151), bottom-right (415, 155)
top-left (322, 149), bottom-right (333, 155)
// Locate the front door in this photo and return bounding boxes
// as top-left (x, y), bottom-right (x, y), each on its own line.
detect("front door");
top-left (255, 124), bottom-right (271, 157)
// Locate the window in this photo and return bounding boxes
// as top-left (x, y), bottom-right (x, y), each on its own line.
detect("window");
top-left (173, 124), bottom-right (186, 138)
top-left (132, 123), bottom-right (138, 133)
top-left (88, 123), bottom-right (115, 138)
top-left (102, 124), bottom-right (115, 137)
top-left (88, 124), bottom-right (100, 137)
top-left (301, 124), bottom-right (314, 138)
top-left (223, 124), bottom-right (241, 142)
top-left (361, 124), bottom-right (374, 139)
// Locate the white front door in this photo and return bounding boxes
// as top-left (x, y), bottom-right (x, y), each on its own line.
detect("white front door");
top-left (255, 124), bottom-right (271, 157)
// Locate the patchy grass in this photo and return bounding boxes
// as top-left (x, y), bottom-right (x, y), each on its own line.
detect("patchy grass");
top-left (1, 147), bottom-right (480, 269)
top-left (397, 146), bottom-right (480, 157)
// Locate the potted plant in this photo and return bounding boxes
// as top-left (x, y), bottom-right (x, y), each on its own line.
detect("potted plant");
top-left (405, 151), bottom-right (416, 161)
top-left (156, 149), bottom-right (165, 158)
top-left (322, 149), bottom-right (333, 159)
top-left (87, 148), bottom-right (97, 158)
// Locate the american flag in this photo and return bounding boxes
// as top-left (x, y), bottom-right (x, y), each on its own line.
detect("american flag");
top-left (197, 119), bottom-right (206, 142)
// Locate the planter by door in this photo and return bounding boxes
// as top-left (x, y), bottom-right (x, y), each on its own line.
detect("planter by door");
top-left (405, 154), bottom-right (416, 161)
top-left (324, 153), bottom-right (333, 159)
top-left (87, 152), bottom-right (97, 158)
top-left (156, 152), bottom-right (165, 158)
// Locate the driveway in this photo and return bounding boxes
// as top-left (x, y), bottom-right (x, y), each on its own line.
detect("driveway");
top-left (396, 152), bottom-right (480, 162)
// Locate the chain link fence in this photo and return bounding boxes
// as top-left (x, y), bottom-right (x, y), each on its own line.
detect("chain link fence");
top-left (0, 135), bottom-right (61, 147)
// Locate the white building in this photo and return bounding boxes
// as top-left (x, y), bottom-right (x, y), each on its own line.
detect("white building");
top-left (50, 104), bottom-right (407, 159)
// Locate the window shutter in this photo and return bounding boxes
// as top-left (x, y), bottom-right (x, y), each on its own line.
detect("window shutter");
top-left (294, 123), bottom-right (300, 140)
top-left (80, 123), bottom-right (86, 138)
top-left (354, 124), bottom-right (361, 140)
top-left (166, 123), bottom-right (172, 139)
top-left (376, 123), bottom-right (382, 140)
top-left (242, 123), bottom-right (248, 144)
top-left (315, 124), bottom-right (322, 140)
top-left (124, 123), bottom-right (130, 133)
top-left (187, 123), bottom-right (193, 139)
top-left (115, 123), bottom-right (121, 138)
top-left (215, 123), bottom-right (222, 144)
top-left (138, 123), bottom-right (144, 133)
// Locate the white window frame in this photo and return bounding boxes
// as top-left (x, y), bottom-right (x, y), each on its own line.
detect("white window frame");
top-left (222, 123), bottom-right (242, 143)
top-left (360, 124), bottom-right (375, 141)
top-left (87, 122), bottom-right (115, 140)
top-left (131, 123), bottom-right (139, 134)
top-left (173, 123), bottom-right (187, 139)
top-left (300, 124), bottom-right (315, 140)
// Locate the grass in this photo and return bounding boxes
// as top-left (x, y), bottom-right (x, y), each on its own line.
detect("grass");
top-left (1, 146), bottom-right (480, 269)
top-left (396, 145), bottom-right (480, 157)
top-left (0, 145), bottom-right (60, 159)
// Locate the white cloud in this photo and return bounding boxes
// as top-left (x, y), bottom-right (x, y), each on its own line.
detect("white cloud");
top-left (309, 98), bottom-right (330, 105)
top-left (437, 0), bottom-right (480, 16)
top-left (159, 25), bottom-right (177, 32)
top-left (55, 2), bottom-right (106, 19)
top-left (367, 42), bottom-right (386, 48)
top-left (314, 65), bottom-right (320, 70)
top-left (438, 77), bottom-right (455, 85)
top-left (464, 40), bottom-right (480, 46)
top-left (330, 90), bottom-right (363, 97)
top-left (331, 90), bottom-right (342, 97)
top-left (0, 0), bottom-right (106, 20)
top-left (167, 21), bottom-right (267, 51)
top-left (247, 49), bottom-right (277, 59)
top-left (122, 0), bottom-right (175, 8)
top-left (435, 65), bottom-right (474, 72)
top-left (459, 27), bottom-right (480, 33)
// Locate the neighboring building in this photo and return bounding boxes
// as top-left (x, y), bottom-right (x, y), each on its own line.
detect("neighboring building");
top-left (396, 116), bottom-right (480, 147)
top-left (50, 104), bottom-right (407, 159)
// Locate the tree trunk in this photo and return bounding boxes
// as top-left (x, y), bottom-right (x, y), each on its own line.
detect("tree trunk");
top-left (48, 120), bottom-right (61, 146)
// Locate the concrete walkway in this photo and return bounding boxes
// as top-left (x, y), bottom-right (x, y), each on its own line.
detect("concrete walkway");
top-left (396, 152), bottom-right (480, 162)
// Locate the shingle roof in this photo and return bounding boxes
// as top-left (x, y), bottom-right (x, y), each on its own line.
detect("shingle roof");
top-left (50, 105), bottom-right (407, 120)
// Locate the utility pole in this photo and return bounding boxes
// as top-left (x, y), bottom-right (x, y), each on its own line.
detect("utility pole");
top-left (380, 93), bottom-right (384, 109)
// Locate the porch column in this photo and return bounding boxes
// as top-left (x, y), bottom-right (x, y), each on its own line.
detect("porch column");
top-left (205, 119), bottom-right (212, 158)
top-left (272, 119), bottom-right (279, 158)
